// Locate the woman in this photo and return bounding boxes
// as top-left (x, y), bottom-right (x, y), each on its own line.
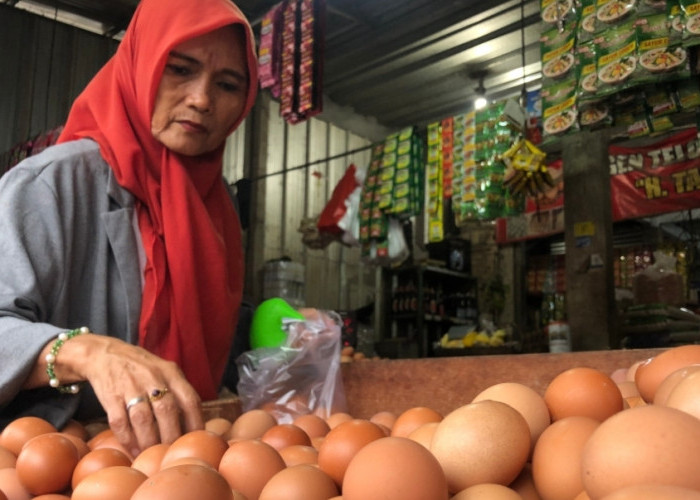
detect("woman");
top-left (0, 0), bottom-right (258, 458)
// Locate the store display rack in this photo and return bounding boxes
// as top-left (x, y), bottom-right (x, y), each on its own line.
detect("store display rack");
top-left (376, 264), bottom-right (478, 359)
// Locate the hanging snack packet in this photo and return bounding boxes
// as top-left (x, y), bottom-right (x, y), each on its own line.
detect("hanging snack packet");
top-left (636, 13), bottom-right (690, 86)
top-left (542, 76), bottom-right (580, 141)
top-left (645, 83), bottom-right (680, 116)
top-left (680, 0), bottom-right (700, 45)
top-left (614, 94), bottom-right (653, 137)
top-left (540, 20), bottom-right (578, 86)
top-left (541, 0), bottom-right (577, 26)
top-left (577, 40), bottom-right (600, 101)
top-left (673, 78), bottom-right (700, 108)
top-left (596, 0), bottom-right (639, 29)
top-left (595, 18), bottom-right (638, 97)
top-left (579, 99), bottom-right (613, 128)
top-left (579, 0), bottom-right (599, 42)
top-left (639, 0), bottom-right (668, 14)
top-left (668, 0), bottom-right (685, 41)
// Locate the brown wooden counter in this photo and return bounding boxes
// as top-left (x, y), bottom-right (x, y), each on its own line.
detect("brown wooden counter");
top-left (340, 348), bottom-right (665, 419)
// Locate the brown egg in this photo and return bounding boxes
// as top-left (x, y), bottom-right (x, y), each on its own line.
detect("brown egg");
top-left (544, 367), bottom-right (623, 422)
top-left (390, 407), bottom-right (443, 438)
top-left (0, 488), bottom-right (5, 500)
top-left (131, 463), bottom-right (233, 500)
top-left (317, 419), bottom-right (386, 486)
top-left (451, 483), bottom-right (522, 499)
top-left (32, 495), bottom-right (71, 500)
top-left (508, 463), bottom-right (542, 500)
top-left (311, 435), bottom-right (325, 451)
top-left (86, 428), bottom-right (114, 450)
top-left (0, 467), bottom-right (31, 500)
top-left (430, 400), bottom-right (530, 494)
top-left (626, 360), bottom-right (646, 382)
top-left (228, 409), bottom-right (277, 440)
top-left (60, 420), bottom-right (89, 441)
top-left (325, 412), bottom-right (353, 429)
top-left (473, 382), bottom-right (550, 453)
top-left (581, 405), bottom-right (700, 498)
top-left (159, 456), bottom-right (214, 470)
top-left (573, 491), bottom-right (591, 500)
top-left (131, 443), bottom-right (169, 477)
top-left (57, 431), bottom-right (90, 460)
top-left (259, 464), bottom-right (338, 500)
top-left (160, 430), bottom-right (228, 470)
top-left (15, 432), bottom-right (79, 495)
top-left (369, 411), bottom-right (397, 430)
top-left (531, 416), bottom-right (600, 500)
top-left (71, 465), bottom-right (147, 500)
top-left (0, 445), bottom-right (17, 469)
top-left (71, 447), bottom-right (132, 489)
top-left (406, 422), bottom-right (439, 450)
top-left (664, 369), bottom-right (700, 419)
top-left (634, 345), bottom-right (700, 402)
top-left (279, 444), bottom-right (319, 467)
top-left (89, 434), bottom-right (133, 459)
top-left (204, 418), bottom-right (232, 437)
top-left (261, 424), bottom-right (311, 451)
top-left (218, 438), bottom-right (286, 500)
top-left (654, 364), bottom-right (700, 406)
top-left (343, 437), bottom-right (448, 500)
top-left (292, 414), bottom-right (331, 439)
top-left (0, 417), bottom-right (57, 456)
top-left (599, 483), bottom-right (700, 499)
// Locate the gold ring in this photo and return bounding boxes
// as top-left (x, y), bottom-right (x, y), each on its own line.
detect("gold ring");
top-left (125, 395), bottom-right (148, 412)
top-left (148, 387), bottom-right (169, 403)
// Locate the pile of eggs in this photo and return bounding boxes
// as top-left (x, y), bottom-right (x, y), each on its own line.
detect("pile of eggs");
top-left (3, 344), bottom-right (700, 499)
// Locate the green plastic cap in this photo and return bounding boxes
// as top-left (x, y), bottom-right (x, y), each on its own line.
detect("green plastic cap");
top-left (249, 297), bottom-right (305, 349)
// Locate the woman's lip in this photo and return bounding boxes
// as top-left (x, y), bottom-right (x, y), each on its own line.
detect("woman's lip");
top-left (178, 120), bottom-right (207, 133)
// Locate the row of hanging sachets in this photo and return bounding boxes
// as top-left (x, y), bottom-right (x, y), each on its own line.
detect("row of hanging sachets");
top-left (358, 128), bottom-right (424, 257)
top-left (426, 102), bottom-right (525, 232)
top-left (539, 0), bottom-right (700, 143)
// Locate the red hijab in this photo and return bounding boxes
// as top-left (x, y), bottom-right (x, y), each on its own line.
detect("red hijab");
top-left (58, 0), bottom-right (259, 400)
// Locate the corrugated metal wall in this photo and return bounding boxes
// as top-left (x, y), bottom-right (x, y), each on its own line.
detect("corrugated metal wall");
top-left (245, 94), bottom-right (378, 313)
top-left (0, 5), bottom-right (117, 155)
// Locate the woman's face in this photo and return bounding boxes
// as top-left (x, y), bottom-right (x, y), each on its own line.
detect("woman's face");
top-left (151, 25), bottom-right (249, 156)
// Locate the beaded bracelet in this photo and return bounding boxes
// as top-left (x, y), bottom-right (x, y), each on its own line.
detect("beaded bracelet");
top-left (45, 326), bottom-right (89, 394)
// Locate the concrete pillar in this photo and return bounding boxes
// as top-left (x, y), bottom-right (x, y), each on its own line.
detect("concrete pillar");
top-left (561, 129), bottom-right (616, 350)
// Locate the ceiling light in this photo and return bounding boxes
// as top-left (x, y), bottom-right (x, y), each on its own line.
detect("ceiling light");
top-left (473, 73), bottom-right (488, 110)
top-left (474, 95), bottom-right (488, 110)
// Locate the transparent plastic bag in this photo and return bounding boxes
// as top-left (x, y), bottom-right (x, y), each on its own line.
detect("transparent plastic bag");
top-left (235, 309), bottom-right (348, 423)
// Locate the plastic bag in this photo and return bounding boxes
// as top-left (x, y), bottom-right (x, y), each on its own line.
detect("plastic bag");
top-left (318, 164), bottom-right (361, 236)
top-left (235, 309), bottom-right (348, 423)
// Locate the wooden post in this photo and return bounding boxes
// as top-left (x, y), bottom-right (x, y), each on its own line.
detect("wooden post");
top-left (561, 129), bottom-right (616, 350)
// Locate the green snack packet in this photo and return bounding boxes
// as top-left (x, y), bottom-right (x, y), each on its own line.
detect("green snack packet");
top-left (595, 18), bottom-right (638, 97)
top-left (578, 0), bottom-right (599, 42)
top-left (636, 13), bottom-right (690, 86)
top-left (680, 0), bottom-right (700, 45)
top-left (577, 40), bottom-right (600, 101)
top-left (542, 75), bottom-right (580, 140)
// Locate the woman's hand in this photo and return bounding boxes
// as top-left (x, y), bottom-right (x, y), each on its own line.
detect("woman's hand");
top-left (30, 333), bottom-right (204, 457)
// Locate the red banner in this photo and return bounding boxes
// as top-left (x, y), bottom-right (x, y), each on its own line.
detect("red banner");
top-left (609, 128), bottom-right (700, 221)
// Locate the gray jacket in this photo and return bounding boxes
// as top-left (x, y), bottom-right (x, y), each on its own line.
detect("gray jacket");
top-left (0, 139), bottom-right (142, 429)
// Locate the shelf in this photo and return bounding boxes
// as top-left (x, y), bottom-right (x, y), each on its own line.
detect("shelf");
top-left (423, 265), bottom-right (474, 280)
top-left (379, 263), bottom-right (479, 358)
top-left (392, 313), bottom-right (475, 325)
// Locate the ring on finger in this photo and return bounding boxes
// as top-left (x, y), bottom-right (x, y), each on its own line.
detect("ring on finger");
top-left (125, 395), bottom-right (148, 412)
top-left (148, 387), bottom-right (169, 403)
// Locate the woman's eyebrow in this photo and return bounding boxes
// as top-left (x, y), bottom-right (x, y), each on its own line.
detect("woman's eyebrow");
top-left (168, 50), bottom-right (247, 83)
